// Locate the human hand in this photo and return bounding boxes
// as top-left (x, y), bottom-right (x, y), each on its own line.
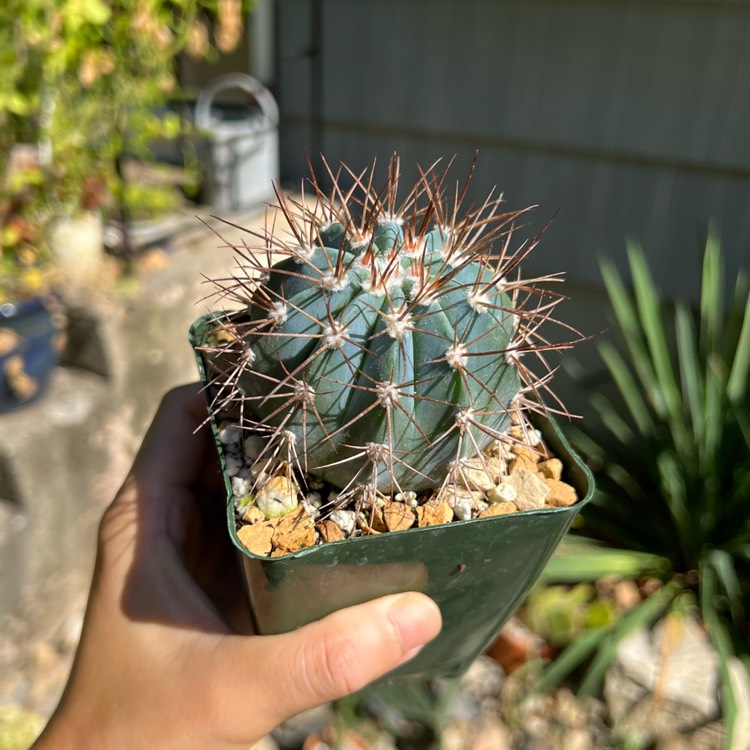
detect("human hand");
top-left (33, 384), bottom-right (442, 750)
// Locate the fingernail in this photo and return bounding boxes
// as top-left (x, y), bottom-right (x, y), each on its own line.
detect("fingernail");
top-left (388, 594), bottom-right (442, 653)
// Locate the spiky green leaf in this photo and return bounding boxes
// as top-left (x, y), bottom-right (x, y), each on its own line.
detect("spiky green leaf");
top-left (700, 561), bottom-right (738, 750)
top-left (577, 582), bottom-right (682, 697)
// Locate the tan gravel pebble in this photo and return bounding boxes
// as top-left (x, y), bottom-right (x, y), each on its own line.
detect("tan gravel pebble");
top-left (508, 424), bottom-right (528, 440)
top-left (511, 444), bottom-right (540, 462)
top-left (316, 519), bottom-right (345, 543)
top-left (472, 716), bottom-right (513, 750)
top-left (383, 501), bottom-right (416, 531)
top-left (538, 458), bottom-right (564, 481)
top-left (358, 505), bottom-right (388, 533)
top-left (416, 499), bottom-right (454, 527)
top-left (237, 521), bottom-right (276, 556)
top-left (442, 716), bottom-right (512, 750)
top-left (479, 501), bottom-right (517, 518)
top-left (490, 439), bottom-right (515, 461)
top-left (509, 453), bottom-right (538, 473)
top-left (456, 457), bottom-right (504, 491)
top-left (542, 477), bottom-right (577, 507)
top-left (486, 482), bottom-right (517, 504)
top-left (507, 469), bottom-right (550, 510)
top-left (231, 414), bottom-right (579, 549)
top-left (613, 579), bottom-right (642, 610)
top-left (242, 505), bottom-right (266, 524)
top-left (272, 507), bottom-right (316, 553)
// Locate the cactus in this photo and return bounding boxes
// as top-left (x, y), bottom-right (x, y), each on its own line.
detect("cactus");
top-left (202, 155), bottom-right (577, 509)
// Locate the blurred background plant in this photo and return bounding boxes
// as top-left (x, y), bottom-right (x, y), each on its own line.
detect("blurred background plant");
top-left (0, 0), bottom-right (253, 288)
top-left (535, 232), bottom-right (750, 746)
top-left (0, 154), bottom-right (55, 301)
top-left (122, 180), bottom-right (185, 223)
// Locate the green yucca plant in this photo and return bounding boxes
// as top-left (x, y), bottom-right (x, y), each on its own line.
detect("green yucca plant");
top-left (538, 232), bottom-right (750, 747)
top-left (201, 154), bottom-right (579, 515)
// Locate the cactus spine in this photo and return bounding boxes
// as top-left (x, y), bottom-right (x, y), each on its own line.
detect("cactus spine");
top-left (203, 155), bottom-right (574, 507)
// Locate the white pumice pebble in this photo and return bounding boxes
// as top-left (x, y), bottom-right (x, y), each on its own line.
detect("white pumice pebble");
top-left (232, 476), bottom-right (252, 497)
top-left (305, 491), bottom-right (322, 509)
top-left (395, 490), bottom-right (418, 507)
top-left (250, 469), bottom-right (268, 485)
top-left (250, 459), bottom-right (272, 478)
top-left (330, 510), bottom-right (356, 535)
top-left (308, 477), bottom-right (325, 490)
top-left (442, 486), bottom-right (475, 508)
top-left (243, 435), bottom-right (264, 460)
top-left (302, 498), bottom-right (321, 520)
top-left (487, 482), bottom-right (518, 504)
top-left (225, 455), bottom-right (243, 477)
top-left (219, 424), bottom-right (242, 447)
top-left (234, 494), bottom-right (253, 514)
top-left (255, 476), bottom-right (299, 518)
top-left (453, 495), bottom-right (475, 521)
top-left (327, 490), bottom-right (340, 505)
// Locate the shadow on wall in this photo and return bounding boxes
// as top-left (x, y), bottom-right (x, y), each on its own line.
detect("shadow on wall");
top-left (59, 306), bottom-right (113, 381)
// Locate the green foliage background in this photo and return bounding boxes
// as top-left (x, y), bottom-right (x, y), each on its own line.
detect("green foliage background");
top-left (542, 234), bottom-right (750, 748)
top-left (1, 0), bottom-right (253, 298)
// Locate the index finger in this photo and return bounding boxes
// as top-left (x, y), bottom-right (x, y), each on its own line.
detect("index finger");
top-left (133, 383), bottom-right (216, 493)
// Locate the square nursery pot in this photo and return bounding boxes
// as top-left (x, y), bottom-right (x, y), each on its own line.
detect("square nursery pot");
top-left (191, 314), bottom-right (594, 682)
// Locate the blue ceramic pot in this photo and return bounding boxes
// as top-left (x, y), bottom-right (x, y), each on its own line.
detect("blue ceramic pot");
top-left (0, 296), bottom-right (63, 412)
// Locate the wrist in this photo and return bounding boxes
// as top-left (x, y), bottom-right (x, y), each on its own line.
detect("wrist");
top-left (32, 709), bottom-right (102, 750)
top-left (32, 721), bottom-right (78, 750)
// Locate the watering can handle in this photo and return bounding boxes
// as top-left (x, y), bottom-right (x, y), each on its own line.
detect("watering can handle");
top-left (195, 73), bottom-right (279, 128)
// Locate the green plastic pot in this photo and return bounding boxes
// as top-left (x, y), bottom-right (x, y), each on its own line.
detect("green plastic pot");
top-left (190, 314), bottom-right (593, 682)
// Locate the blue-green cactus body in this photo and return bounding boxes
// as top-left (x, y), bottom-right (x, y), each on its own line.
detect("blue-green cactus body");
top-left (238, 228), bottom-right (521, 492)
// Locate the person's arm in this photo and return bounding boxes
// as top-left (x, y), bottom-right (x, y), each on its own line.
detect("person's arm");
top-left (33, 384), bottom-right (441, 750)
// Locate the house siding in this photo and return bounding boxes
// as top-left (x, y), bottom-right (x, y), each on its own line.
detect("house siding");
top-left (277, 0), bottom-right (750, 303)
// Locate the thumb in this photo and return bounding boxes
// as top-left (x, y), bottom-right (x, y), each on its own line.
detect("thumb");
top-left (238, 593), bottom-right (441, 726)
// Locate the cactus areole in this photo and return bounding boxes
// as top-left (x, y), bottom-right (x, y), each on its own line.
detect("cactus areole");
top-left (203, 155), bottom-right (574, 498)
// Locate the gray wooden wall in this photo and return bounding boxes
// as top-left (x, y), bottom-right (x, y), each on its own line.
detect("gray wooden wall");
top-left (275, 0), bottom-right (750, 307)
